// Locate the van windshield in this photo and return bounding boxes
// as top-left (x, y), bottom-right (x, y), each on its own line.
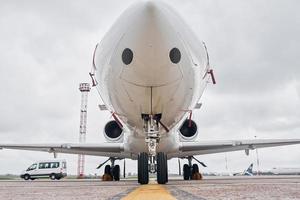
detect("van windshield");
top-left (27, 163), bottom-right (37, 171)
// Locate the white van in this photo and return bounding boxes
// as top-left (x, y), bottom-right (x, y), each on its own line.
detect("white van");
top-left (20, 159), bottom-right (67, 180)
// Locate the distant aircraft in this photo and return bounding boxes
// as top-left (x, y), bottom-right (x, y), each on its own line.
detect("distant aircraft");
top-left (1, 1), bottom-right (300, 185)
top-left (266, 167), bottom-right (300, 175)
top-left (234, 163), bottom-right (254, 176)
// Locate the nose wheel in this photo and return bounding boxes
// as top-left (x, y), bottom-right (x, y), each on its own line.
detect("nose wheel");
top-left (138, 152), bottom-right (149, 184)
top-left (137, 152), bottom-right (168, 184)
top-left (138, 114), bottom-right (169, 185)
top-left (157, 152), bottom-right (168, 184)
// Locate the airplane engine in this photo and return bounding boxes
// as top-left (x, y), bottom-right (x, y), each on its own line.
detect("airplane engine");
top-left (104, 120), bottom-right (123, 142)
top-left (179, 119), bottom-right (198, 141)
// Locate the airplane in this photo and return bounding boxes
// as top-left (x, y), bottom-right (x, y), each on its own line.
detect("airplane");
top-left (234, 163), bottom-right (254, 176)
top-left (258, 167), bottom-right (300, 175)
top-left (1, 1), bottom-right (300, 185)
top-left (268, 167), bottom-right (300, 175)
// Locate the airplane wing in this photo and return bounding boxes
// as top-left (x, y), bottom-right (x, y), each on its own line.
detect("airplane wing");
top-left (1, 139), bottom-right (300, 159)
top-left (0, 143), bottom-right (129, 158)
top-left (169, 139), bottom-right (300, 158)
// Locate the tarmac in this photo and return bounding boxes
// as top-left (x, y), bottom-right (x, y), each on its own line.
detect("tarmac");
top-left (0, 176), bottom-right (299, 200)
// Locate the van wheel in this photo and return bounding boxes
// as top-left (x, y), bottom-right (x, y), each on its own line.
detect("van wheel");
top-left (24, 174), bottom-right (30, 180)
top-left (50, 174), bottom-right (56, 180)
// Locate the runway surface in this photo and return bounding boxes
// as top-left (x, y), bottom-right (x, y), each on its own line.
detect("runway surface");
top-left (0, 176), bottom-right (299, 200)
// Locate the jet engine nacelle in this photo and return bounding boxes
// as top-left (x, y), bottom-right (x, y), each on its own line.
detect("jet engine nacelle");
top-left (179, 119), bottom-right (198, 141)
top-left (104, 120), bottom-right (123, 142)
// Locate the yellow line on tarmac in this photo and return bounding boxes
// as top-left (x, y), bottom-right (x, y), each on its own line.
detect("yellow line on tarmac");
top-left (122, 182), bottom-right (176, 200)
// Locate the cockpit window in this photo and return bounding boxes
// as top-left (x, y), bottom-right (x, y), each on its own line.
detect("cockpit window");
top-left (169, 48), bottom-right (181, 64)
top-left (122, 48), bottom-right (133, 65)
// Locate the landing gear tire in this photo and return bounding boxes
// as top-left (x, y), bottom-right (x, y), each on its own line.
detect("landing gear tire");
top-left (157, 152), bottom-right (168, 184)
top-left (138, 152), bottom-right (149, 184)
top-left (104, 165), bottom-right (111, 175)
top-left (192, 164), bottom-right (199, 174)
top-left (102, 165), bottom-right (113, 181)
top-left (192, 164), bottom-right (202, 180)
top-left (183, 164), bottom-right (191, 180)
top-left (112, 165), bottom-right (120, 181)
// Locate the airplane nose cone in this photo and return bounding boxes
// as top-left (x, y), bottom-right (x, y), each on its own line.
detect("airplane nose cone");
top-left (112, 1), bottom-right (184, 87)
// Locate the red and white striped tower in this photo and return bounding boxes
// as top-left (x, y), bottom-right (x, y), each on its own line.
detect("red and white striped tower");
top-left (77, 83), bottom-right (90, 178)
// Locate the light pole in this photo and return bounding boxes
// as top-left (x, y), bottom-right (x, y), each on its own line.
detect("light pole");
top-left (225, 153), bottom-right (229, 174)
top-left (255, 135), bottom-right (260, 175)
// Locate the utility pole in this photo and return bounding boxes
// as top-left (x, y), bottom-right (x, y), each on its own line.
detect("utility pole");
top-left (77, 83), bottom-right (90, 178)
top-left (225, 153), bottom-right (229, 174)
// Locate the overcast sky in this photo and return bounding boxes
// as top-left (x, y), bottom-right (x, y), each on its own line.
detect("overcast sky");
top-left (0, 0), bottom-right (299, 176)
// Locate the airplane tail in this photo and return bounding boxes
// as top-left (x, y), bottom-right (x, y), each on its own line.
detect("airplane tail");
top-left (244, 163), bottom-right (253, 176)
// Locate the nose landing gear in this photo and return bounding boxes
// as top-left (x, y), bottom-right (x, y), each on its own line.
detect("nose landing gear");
top-left (137, 151), bottom-right (168, 185)
top-left (137, 114), bottom-right (168, 184)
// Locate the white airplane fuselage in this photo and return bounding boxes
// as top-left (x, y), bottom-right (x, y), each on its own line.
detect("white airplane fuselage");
top-left (94, 1), bottom-right (210, 155)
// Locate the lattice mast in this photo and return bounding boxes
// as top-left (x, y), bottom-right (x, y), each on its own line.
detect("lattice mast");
top-left (77, 83), bottom-right (91, 178)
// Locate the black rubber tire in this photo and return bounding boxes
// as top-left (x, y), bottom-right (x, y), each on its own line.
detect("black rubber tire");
top-left (137, 154), bottom-right (142, 184)
top-left (157, 152), bottom-right (168, 184)
top-left (192, 164), bottom-right (199, 174)
top-left (137, 154), bottom-right (140, 183)
top-left (166, 157), bottom-right (169, 183)
top-left (50, 173), bottom-right (56, 180)
top-left (24, 174), bottom-right (30, 181)
top-left (183, 164), bottom-right (191, 180)
top-left (138, 152), bottom-right (149, 184)
top-left (104, 165), bottom-right (111, 175)
top-left (112, 165), bottom-right (120, 181)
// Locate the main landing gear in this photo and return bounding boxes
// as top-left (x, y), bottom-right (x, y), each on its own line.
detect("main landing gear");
top-left (137, 114), bottom-right (168, 185)
top-left (98, 157), bottom-right (120, 181)
top-left (182, 156), bottom-right (206, 180)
